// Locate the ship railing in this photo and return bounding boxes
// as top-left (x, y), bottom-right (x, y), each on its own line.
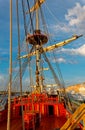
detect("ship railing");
top-left (45, 97), bottom-right (58, 103)
top-left (13, 95), bottom-right (59, 106)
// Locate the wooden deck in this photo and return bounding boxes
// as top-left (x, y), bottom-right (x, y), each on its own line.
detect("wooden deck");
top-left (0, 118), bottom-right (22, 130)
top-left (36, 116), bottom-right (67, 130)
top-left (0, 116), bottom-right (67, 130)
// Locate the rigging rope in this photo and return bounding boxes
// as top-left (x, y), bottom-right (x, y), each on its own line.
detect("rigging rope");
top-left (27, 0), bottom-right (34, 33)
top-left (51, 54), bottom-right (70, 105)
top-left (44, 2), bottom-right (61, 25)
top-left (52, 51), bottom-right (66, 89)
top-left (52, 50), bottom-right (73, 109)
top-left (16, 0), bottom-right (25, 129)
top-left (39, 1), bottom-right (48, 34)
top-left (21, 0), bottom-right (34, 91)
top-left (22, 0), bottom-right (27, 36)
top-left (42, 47), bottom-right (62, 88)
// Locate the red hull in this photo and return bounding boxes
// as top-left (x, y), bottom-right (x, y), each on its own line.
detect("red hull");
top-left (0, 94), bottom-right (67, 130)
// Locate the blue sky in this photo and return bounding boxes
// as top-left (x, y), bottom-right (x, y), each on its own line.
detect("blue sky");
top-left (0, 0), bottom-right (85, 91)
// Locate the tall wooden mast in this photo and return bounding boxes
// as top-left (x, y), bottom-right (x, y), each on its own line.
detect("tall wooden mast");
top-left (7, 0), bottom-right (12, 129)
top-left (26, 0), bottom-right (48, 93)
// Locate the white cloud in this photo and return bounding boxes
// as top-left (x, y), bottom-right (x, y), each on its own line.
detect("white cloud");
top-left (53, 24), bottom-right (71, 33)
top-left (50, 43), bottom-right (85, 63)
top-left (52, 57), bottom-right (66, 63)
top-left (0, 74), bottom-right (8, 90)
top-left (0, 75), bottom-right (4, 82)
top-left (76, 44), bottom-right (85, 56)
top-left (65, 3), bottom-right (85, 34)
top-left (57, 44), bottom-right (85, 56)
top-left (53, 3), bottom-right (85, 35)
top-left (65, 3), bottom-right (85, 26)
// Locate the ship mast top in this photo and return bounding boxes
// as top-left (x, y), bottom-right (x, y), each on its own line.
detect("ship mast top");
top-left (36, 1), bottom-right (39, 30)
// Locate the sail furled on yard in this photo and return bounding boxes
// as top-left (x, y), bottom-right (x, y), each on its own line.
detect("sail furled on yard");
top-left (26, 0), bottom-right (45, 13)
